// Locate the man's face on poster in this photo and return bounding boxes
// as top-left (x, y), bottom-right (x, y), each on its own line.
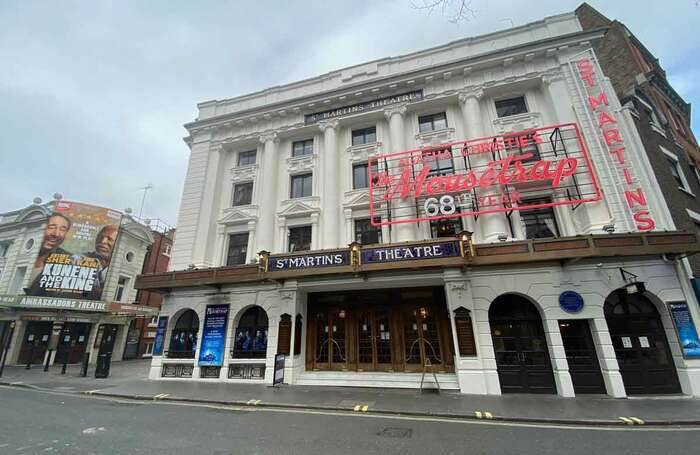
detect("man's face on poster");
top-left (95, 227), bottom-right (117, 258)
top-left (42, 215), bottom-right (70, 251)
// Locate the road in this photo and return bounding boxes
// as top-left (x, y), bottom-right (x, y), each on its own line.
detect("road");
top-left (0, 386), bottom-right (698, 455)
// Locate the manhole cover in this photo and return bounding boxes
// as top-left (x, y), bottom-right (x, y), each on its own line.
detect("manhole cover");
top-left (377, 427), bottom-right (412, 439)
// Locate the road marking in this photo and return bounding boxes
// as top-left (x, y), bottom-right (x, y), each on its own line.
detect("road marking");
top-left (475, 410), bottom-right (493, 419)
top-left (484, 412), bottom-right (493, 419)
top-left (246, 399), bottom-right (261, 405)
top-left (475, 411), bottom-right (482, 418)
top-left (353, 404), bottom-right (369, 412)
top-left (153, 393), bottom-right (169, 400)
top-left (362, 405), bottom-right (368, 412)
top-left (619, 417), bottom-right (634, 425)
top-left (630, 417), bottom-right (645, 425)
top-left (353, 405), bottom-right (361, 411)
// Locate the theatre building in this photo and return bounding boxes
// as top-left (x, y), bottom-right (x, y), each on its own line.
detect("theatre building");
top-left (139, 10), bottom-right (700, 397)
top-left (0, 197), bottom-right (156, 368)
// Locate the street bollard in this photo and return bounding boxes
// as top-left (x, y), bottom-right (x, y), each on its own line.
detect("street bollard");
top-left (25, 345), bottom-right (34, 370)
top-left (80, 352), bottom-right (90, 377)
top-left (43, 349), bottom-right (53, 372)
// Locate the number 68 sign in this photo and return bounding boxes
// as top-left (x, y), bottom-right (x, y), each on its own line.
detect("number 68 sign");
top-left (424, 195), bottom-right (456, 217)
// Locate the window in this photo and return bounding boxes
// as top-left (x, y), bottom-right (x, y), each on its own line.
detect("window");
top-left (290, 173), bottom-right (313, 198)
top-left (430, 216), bottom-right (463, 239)
top-left (145, 343), bottom-right (154, 355)
top-left (292, 139), bottom-right (313, 157)
top-left (692, 165), bottom-right (700, 185)
top-left (662, 147), bottom-right (692, 193)
top-left (352, 162), bottom-right (378, 189)
top-left (226, 233), bottom-right (249, 266)
top-left (233, 306), bottom-right (269, 359)
top-left (238, 150), bottom-right (257, 166)
top-left (162, 243), bottom-right (172, 257)
top-left (232, 182), bottom-right (253, 206)
top-left (354, 218), bottom-right (382, 245)
top-left (9, 266), bottom-right (26, 294)
top-left (114, 276), bottom-right (129, 302)
top-left (288, 226), bottom-right (311, 252)
top-left (351, 126), bottom-right (376, 146)
top-left (168, 309), bottom-right (199, 358)
top-left (520, 199), bottom-right (559, 239)
top-left (418, 112), bottom-right (448, 133)
top-left (503, 130), bottom-right (541, 161)
top-left (422, 149), bottom-right (454, 176)
top-left (495, 97), bottom-right (528, 117)
top-left (0, 243), bottom-right (8, 257)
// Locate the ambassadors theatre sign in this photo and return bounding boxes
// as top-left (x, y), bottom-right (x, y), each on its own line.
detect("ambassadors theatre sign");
top-left (368, 123), bottom-right (602, 226)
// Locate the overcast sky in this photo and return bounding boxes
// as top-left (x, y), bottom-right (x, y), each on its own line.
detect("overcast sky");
top-left (1, 0), bottom-right (698, 226)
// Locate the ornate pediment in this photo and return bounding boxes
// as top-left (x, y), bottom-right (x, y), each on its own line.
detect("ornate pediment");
top-left (346, 142), bottom-right (383, 162)
top-left (342, 189), bottom-right (372, 209)
top-left (230, 164), bottom-right (258, 183)
top-left (218, 206), bottom-right (259, 225)
top-left (277, 197), bottom-right (320, 218)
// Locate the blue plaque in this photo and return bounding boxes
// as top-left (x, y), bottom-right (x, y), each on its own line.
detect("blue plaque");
top-left (198, 304), bottom-right (230, 366)
top-left (362, 241), bottom-right (460, 264)
top-left (559, 291), bottom-right (584, 313)
top-left (153, 316), bottom-right (168, 356)
top-left (669, 302), bottom-right (700, 358)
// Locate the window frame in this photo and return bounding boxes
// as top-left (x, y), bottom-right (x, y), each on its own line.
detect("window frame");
top-left (237, 150), bottom-right (257, 166)
top-left (288, 225), bottom-right (312, 253)
top-left (354, 218), bottom-right (383, 245)
top-left (114, 276), bottom-right (129, 302)
top-left (661, 146), bottom-right (694, 195)
top-left (351, 126), bottom-right (377, 146)
top-left (232, 306), bottom-right (269, 359)
top-left (418, 112), bottom-right (448, 133)
top-left (352, 162), bottom-right (379, 189)
top-left (290, 173), bottom-right (313, 199)
top-left (429, 214), bottom-right (463, 239)
top-left (291, 139), bottom-right (314, 157)
top-left (226, 232), bottom-right (249, 266)
top-left (232, 182), bottom-right (254, 207)
top-left (519, 198), bottom-right (560, 240)
top-left (494, 96), bottom-right (528, 118)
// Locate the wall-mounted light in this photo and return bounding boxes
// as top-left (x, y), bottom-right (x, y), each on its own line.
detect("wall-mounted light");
top-left (348, 241), bottom-right (362, 268)
top-left (257, 250), bottom-right (270, 272)
top-left (456, 230), bottom-right (475, 258)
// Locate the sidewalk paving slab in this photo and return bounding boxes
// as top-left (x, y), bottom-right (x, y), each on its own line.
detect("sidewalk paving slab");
top-left (2, 360), bottom-right (699, 426)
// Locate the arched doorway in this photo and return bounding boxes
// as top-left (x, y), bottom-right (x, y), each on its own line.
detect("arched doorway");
top-left (604, 290), bottom-right (680, 395)
top-left (168, 310), bottom-right (199, 358)
top-left (489, 294), bottom-right (556, 394)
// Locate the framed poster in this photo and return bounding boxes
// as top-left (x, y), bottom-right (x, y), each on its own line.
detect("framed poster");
top-left (152, 316), bottom-right (168, 356)
top-left (668, 302), bottom-right (700, 358)
top-left (198, 304), bottom-right (229, 366)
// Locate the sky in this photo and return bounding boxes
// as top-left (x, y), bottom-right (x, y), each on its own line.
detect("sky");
top-left (1, 0), bottom-right (698, 227)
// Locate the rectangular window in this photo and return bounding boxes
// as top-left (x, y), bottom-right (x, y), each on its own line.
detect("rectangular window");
top-left (521, 199), bottom-right (559, 239)
top-left (145, 343), bottom-right (154, 355)
top-left (354, 218), bottom-right (382, 245)
top-left (292, 139), bottom-right (313, 157)
top-left (422, 149), bottom-right (454, 176)
top-left (290, 173), bottom-right (313, 198)
top-left (9, 266), bottom-right (26, 294)
top-left (162, 243), bottom-right (172, 257)
top-left (668, 157), bottom-right (685, 188)
top-left (238, 150), bottom-right (257, 166)
top-left (352, 162), bottom-right (379, 189)
top-left (351, 126), bottom-right (377, 146)
top-left (430, 216), bottom-right (463, 239)
top-left (418, 112), bottom-right (448, 133)
top-left (114, 276), bottom-right (129, 302)
top-left (226, 233), bottom-right (249, 266)
top-left (232, 182), bottom-right (253, 206)
top-left (662, 147), bottom-right (692, 193)
top-left (288, 226), bottom-right (312, 252)
top-left (504, 131), bottom-right (541, 161)
top-left (495, 97), bottom-right (528, 117)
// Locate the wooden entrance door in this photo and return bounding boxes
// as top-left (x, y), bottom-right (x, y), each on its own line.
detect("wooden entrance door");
top-left (310, 309), bottom-right (348, 371)
top-left (357, 308), bottom-right (393, 371)
top-left (56, 323), bottom-right (92, 364)
top-left (18, 321), bottom-right (52, 365)
top-left (604, 290), bottom-right (680, 395)
top-left (490, 295), bottom-right (556, 394)
top-left (559, 320), bottom-right (606, 394)
top-left (401, 305), bottom-right (451, 373)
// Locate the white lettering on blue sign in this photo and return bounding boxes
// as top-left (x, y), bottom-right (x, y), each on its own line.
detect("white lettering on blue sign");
top-left (273, 253), bottom-right (346, 270)
top-left (375, 245), bottom-right (442, 262)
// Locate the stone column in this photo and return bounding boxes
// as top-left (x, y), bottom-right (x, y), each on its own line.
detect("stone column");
top-left (458, 90), bottom-right (509, 243)
top-left (190, 144), bottom-right (224, 267)
top-left (310, 213), bottom-right (320, 250)
top-left (384, 105), bottom-right (417, 242)
top-left (344, 208), bottom-right (353, 245)
top-left (246, 221), bottom-right (257, 264)
top-left (277, 217), bottom-right (287, 253)
top-left (319, 120), bottom-right (340, 249)
top-left (257, 132), bottom-right (280, 253)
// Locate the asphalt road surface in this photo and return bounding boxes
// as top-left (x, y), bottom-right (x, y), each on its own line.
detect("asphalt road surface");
top-left (1, 386), bottom-right (699, 455)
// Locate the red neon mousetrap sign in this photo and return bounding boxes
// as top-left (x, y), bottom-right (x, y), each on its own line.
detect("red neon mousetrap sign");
top-left (368, 123), bottom-right (602, 226)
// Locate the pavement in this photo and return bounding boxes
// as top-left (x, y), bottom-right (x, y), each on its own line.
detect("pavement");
top-left (1, 359), bottom-right (699, 427)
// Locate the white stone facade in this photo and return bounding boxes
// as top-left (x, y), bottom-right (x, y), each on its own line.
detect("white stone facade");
top-left (153, 12), bottom-right (700, 397)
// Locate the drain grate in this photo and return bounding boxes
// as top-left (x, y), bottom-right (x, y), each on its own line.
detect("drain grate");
top-left (377, 427), bottom-right (413, 439)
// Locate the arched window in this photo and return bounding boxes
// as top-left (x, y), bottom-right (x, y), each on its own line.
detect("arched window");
top-left (168, 310), bottom-right (199, 358)
top-left (233, 306), bottom-right (269, 359)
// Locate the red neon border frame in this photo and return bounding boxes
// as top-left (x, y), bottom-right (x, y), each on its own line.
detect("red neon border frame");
top-left (368, 122), bottom-right (603, 227)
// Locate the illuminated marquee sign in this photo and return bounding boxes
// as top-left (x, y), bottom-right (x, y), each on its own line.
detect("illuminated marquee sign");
top-left (574, 53), bottom-right (655, 231)
top-left (368, 123), bottom-right (602, 226)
